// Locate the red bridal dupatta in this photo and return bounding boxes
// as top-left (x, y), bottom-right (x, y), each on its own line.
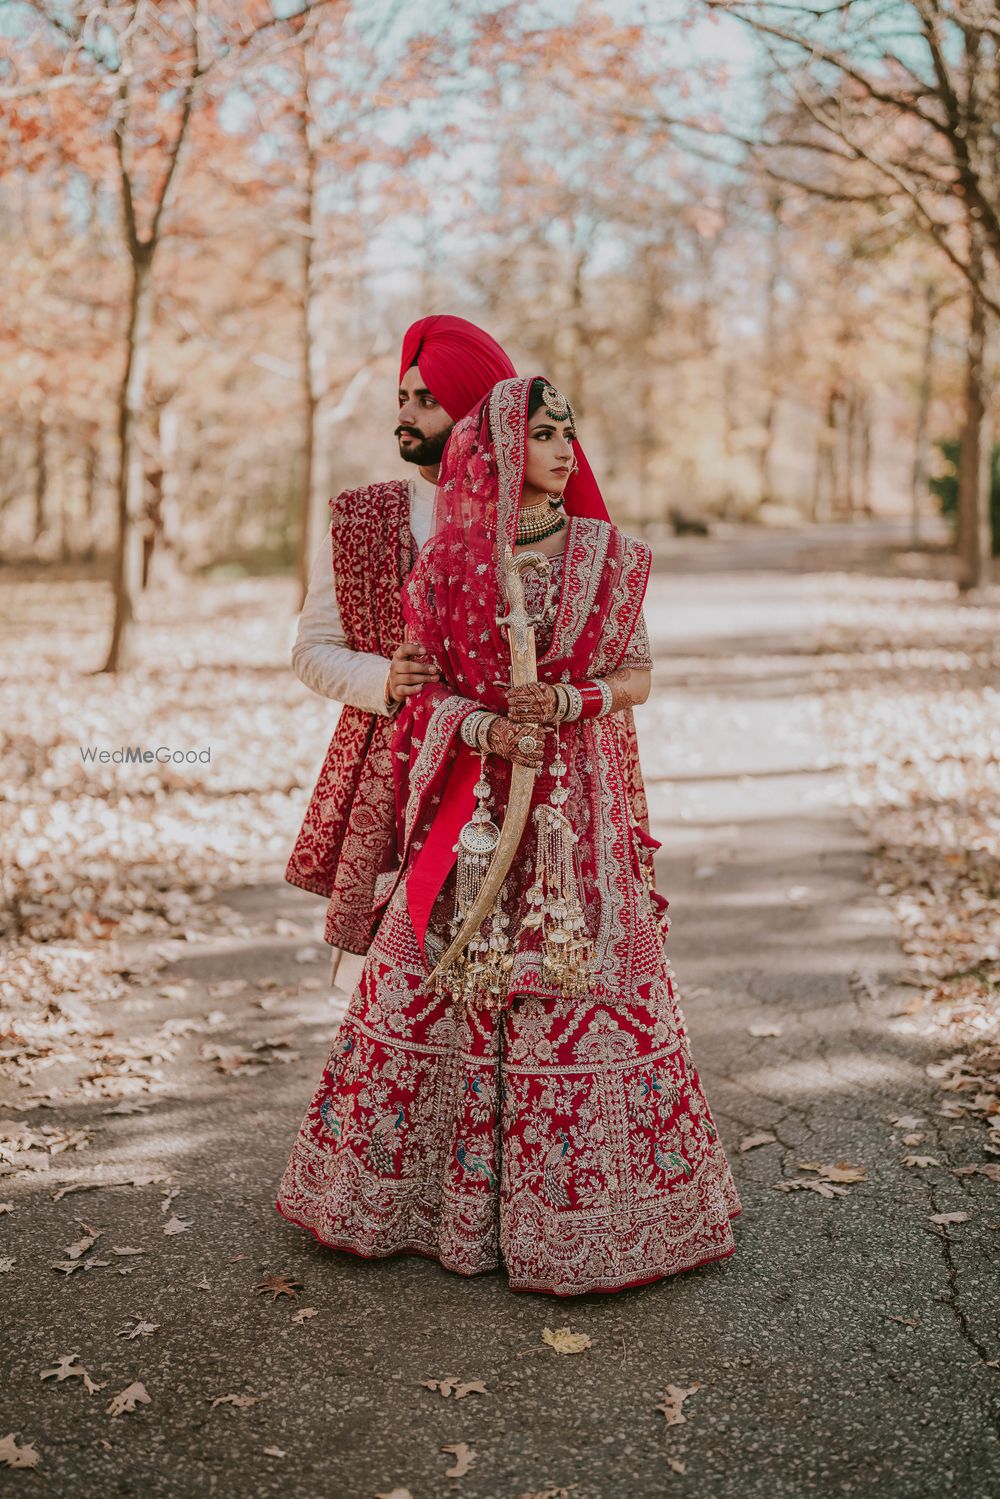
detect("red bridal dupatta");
top-left (386, 375), bottom-right (666, 1002)
top-left (275, 375), bottom-right (742, 1296)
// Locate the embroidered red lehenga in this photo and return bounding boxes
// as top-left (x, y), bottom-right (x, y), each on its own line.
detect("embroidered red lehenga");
top-left (276, 376), bottom-right (742, 1296)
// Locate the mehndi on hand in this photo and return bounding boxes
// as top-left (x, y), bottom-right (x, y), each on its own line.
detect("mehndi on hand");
top-left (485, 715), bottom-right (546, 768)
top-left (505, 682), bottom-right (558, 725)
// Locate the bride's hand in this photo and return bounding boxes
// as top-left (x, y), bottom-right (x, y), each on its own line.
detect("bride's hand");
top-left (486, 715), bottom-right (546, 768)
top-left (504, 683), bottom-right (558, 725)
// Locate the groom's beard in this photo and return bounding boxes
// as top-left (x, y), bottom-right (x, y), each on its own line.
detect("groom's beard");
top-left (396, 424), bottom-right (452, 467)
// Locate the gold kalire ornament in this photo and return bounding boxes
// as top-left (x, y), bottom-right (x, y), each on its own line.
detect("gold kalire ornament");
top-left (428, 544), bottom-right (593, 1009)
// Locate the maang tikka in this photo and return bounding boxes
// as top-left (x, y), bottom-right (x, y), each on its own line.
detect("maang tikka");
top-left (541, 383), bottom-right (573, 423)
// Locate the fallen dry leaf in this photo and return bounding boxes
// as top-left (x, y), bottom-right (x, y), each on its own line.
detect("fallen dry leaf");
top-left (51, 1255), bottom-right (112, 1274)
top-left (929, 1211), bottom-right (970, 1225)
top-left (51, 1173), bottom-right (171, 1201)
top-left (798, 1161), bottom-right (867, 1183)
top-left (210, 1393), bottom-right (264, 1409)
top-left (772, 1179), bottom-right (849, 1199)
top-left (421, 1376), bottom-right (488, 1399)
top-left (656, 1382), bottom-right (701, 1427)
top-left (263, 1446), bottom-right (287, 1459)
top-left (64, 1223), bottom-right (103, 1259)
top-left (441, 1442), bottom-right (475, 1478)
top-left (39, 1355), bottom-right (105, 1394)
top-left (739, 1132), bottom-right (777, 1152)
top-left (255, 1272), bottom-right (302, 1301)
top-left (291, 1307), bottom-right (318, 1324)
top-left (0, 1433), bottom-right (40, 1469)
top-left (117, 1320), bottom-right (158, 1340)
top-left (903, 1155), bottom-right (939, 1168)
top-left (106, 1381), bottom-right (150, 1418)
top-left (162, 1215), bottom-right (193, 1236)
top-left (513, 1489), bottom-right (578, 1498)
top-left (542, 1327), bottom-right (592, 1355)
top-left (666, 1457), bottom-right (687, 1474)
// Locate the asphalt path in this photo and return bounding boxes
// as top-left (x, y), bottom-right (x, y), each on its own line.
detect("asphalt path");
top-left (3, 531), bottom-right (998, 1498)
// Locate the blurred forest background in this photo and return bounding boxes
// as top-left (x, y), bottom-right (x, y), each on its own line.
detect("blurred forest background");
top-left (2, 15), bottom-right (999, 1472)
top-left (1, 0), bottom-right (998, 670)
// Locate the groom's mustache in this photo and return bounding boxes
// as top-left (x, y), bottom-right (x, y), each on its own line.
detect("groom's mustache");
top-left (395, 424), bottom-right (425, 439)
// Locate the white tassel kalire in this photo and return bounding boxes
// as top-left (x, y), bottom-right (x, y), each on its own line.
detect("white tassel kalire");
top-left (521, 729), bottom-right (593, 996)
top-left (455, 759), bottom-right (498, 918)
top-left (440, 755), bottom-right (513, 1010)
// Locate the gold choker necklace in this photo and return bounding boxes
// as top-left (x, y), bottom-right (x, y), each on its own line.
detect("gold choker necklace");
top-left (516, 501), bottom-right (566, 545)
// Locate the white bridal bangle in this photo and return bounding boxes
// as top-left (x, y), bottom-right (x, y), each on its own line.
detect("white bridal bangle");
top-left (462, 710), bottom-right (489, 749)
top-left (563, 684), bottom-right (584, 722)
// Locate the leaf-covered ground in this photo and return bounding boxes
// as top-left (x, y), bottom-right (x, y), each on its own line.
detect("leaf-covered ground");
top-left (812, 575), bottom-right (1000, 1158)
top-left (1, 543), bottom-right (998, 1495)
top-left (1, 574), bottom-right (328, 1112)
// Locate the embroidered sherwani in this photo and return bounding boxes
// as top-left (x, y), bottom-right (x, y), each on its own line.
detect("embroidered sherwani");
top-left (285, 475), bottom-right (435, 954)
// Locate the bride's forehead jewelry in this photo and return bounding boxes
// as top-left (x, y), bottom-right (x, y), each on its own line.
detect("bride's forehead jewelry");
top-left (541, 383), bottom-right (573, 422)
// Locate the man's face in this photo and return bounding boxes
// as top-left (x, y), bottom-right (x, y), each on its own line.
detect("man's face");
top-left (396, 364), bottom-right (454, 467)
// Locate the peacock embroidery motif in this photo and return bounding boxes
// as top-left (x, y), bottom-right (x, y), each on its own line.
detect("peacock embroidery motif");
top-left (455, 1138), bottom-right (497, 1190)
top-left (365, 1104), bottom-right (405, 1175)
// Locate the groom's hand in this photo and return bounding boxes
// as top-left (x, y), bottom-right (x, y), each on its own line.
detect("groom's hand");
top-left (388, 640), bottom-right (440, 702)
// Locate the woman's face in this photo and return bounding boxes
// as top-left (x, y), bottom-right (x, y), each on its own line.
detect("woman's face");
top-left (522, 406), bottom-right (577, 503)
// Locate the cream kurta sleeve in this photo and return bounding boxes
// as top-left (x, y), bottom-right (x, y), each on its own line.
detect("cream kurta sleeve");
top-left (291, 529), bottom-right (395, 717)
top-left (290, 478), bottom-right (437, 718)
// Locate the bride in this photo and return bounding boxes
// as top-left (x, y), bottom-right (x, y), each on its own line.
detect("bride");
top-left (276, 373), bottom-right (742, 1296)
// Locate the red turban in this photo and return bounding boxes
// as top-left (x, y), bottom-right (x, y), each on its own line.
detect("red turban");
top-left (399, 314), bottom-right (516, 423)
top-left (399, 313), bottom-right (609, 522)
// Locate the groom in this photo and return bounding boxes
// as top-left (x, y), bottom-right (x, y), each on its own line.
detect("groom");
top-left (285, 315), bottom-right (517, 968)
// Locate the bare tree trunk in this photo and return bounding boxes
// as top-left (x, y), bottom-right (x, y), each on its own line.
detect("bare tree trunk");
top-left (59, 431), bottom-right (74, 560)
top-left (811, 430), bottom-right (826, 524)
top-left (845, 385), bottom-right (870, 519)
top-left (82, 429), bottom-right (99, 561)
top-left (294, 38), bottom-right (324, 612)
top-left (911, 288), bottom-right (939, 546)
top-left (98, 1), bottom-right (202, 671)
top-left (33, 416), bottom-right (47, 544)
top-left (957, 277), bottom-right (988, 591)
top-left (815, 386), bottom-right (839, 521)
top-left (102, 248), bottom-right (154, 670)
top-left (758, 191), bottom-right (782, 508)
top-left (158, 400), bottom-right (183, 580)
top-left (142, 460), bottom-right (160, 590)
top-left (859, 390), bottom-right (873, 518)
top-left (719, 359), bottom-right (737, 518)
top-left (844, 388), bottom-right (858, 518)
top-left (567, 236), bottom-right (590, 420)
top-left (636, 244), bottom-right (663, 527)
